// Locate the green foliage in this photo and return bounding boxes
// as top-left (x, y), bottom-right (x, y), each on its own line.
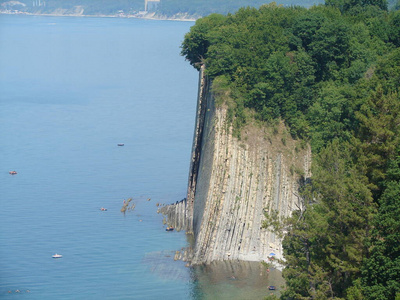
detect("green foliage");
top-left (181, 3), bottom-right (395, 139)
top-left (361, 170), bottom-right (400, 299)
top-left (180, 14), bottom-right (226, 70)
top-left (326, 0), bottom-right (388, 13)
top-left (353, 87), bottom-right (400, 193)
top-left (262, 209), bottom-right (286, 239)
top-left (308, 18), bottom-right (352, 80)
top-left (279, 140), bottom-right (377, 299)
top-left (212, 75), bottom-right (232, 107)
top-left (389, 11), bottom-right (400, 46)
top-left (264, 296), bottom-right (280, 300)
top-left (308, 83), bottom-right (357, 151)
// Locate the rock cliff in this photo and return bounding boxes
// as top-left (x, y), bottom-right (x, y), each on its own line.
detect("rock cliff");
top-left (160, 66), bottom-right (311, 264)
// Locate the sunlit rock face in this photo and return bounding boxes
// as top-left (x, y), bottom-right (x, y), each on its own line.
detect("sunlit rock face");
top-left (160, 66), bottom-right (311, 265)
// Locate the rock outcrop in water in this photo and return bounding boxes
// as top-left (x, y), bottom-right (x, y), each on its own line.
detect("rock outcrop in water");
top-left (160, 66), bottom-right (311, 264)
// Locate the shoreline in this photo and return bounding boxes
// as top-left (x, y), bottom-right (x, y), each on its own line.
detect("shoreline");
top-left (0, 10), bottom-right (197, 22)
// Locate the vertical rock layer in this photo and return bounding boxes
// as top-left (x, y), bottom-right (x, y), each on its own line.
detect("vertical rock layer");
top-left (160, 66), bottom-right (311, 264)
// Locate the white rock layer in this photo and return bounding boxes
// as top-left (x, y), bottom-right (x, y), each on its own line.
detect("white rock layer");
top-left (160, 66), bottom-right (311, 265)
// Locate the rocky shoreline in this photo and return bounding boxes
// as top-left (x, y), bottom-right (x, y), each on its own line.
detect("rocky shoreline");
top-left (0, 9), bottom-right (197, 21)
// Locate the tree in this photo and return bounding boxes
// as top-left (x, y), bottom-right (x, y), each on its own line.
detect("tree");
top-left (180, 14), bottom-right (226, 70)
top-left (326, 0), bottom-right (388, 13)
top-left (280, 140), bottom-right (377, 299)
top-left (308, 19), bottom-right (351, 81)
top-left (307, 83), bottom-right (356, 151)
top-left (389, 11), bottom-right (400, 46)
top-left (290, 10), bottom-right (327, 51)
top-left (354, 88), bottom-right (400, 192)
top-left (362, 155), bottom-right (400, 299)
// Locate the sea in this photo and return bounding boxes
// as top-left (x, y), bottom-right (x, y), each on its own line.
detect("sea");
top-left (0, 14), bottom-right (283, 299)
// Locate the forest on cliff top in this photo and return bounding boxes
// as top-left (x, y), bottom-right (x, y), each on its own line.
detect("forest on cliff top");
top-left (181, 1), bottom-right (400, 299)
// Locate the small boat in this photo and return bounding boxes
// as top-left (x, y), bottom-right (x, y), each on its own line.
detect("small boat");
top-left (9, 171), bottom-right (17, 175)
top-left (117, 143), bottom-right (124, 146)
top-left (268, 286), bottom-right (276, 290)
top-left (100, 207), bottom-right (107, 211)
top-left (52, 254), bottom-right (62, 258)
top-left (166, 227), bottom-right (174, 231)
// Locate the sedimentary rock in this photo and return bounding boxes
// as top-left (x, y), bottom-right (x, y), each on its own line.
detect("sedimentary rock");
top-left (160, 66), bottom-right (311, 264)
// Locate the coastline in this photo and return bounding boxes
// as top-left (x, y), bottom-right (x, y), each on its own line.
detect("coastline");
top-left (0, 10), bottom-right (197, 22)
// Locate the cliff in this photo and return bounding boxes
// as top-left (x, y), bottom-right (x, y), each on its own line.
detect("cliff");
top-left (160, 66), bottom-right (311, 264)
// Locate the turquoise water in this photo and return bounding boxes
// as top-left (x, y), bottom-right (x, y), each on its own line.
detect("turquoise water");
top-left (0, 14), bottom-right (281, 299)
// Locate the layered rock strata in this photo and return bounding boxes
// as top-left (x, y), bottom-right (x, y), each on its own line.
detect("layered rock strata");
top-left (160, 66), bottom-right (311, 264)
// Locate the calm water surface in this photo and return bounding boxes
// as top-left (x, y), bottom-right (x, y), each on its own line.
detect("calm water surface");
top-left (0, 14), bottom-right (282, 299)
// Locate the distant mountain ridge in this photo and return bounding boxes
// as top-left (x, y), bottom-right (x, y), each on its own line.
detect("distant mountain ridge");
top-left (0, 0), bottom-right (325, 19)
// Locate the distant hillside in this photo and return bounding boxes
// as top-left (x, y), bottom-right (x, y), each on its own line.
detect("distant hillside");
top-left (0, 0), bottom-right (144, 15)
top-left (1, 0), bottom-right (326, 18)
top-left (2, 0), bottom-right (397, 17)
